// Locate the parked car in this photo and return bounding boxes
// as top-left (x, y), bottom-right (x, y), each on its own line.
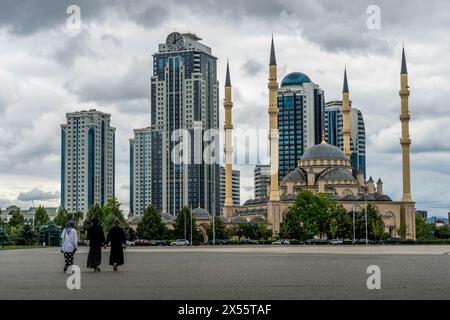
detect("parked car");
top-left (126, 240), bottom-right (135, 247)
top-left (381, 237), bottom-right (401, 245)
top-left (170, 239), bottom-right (189, 246)
top-left (328, 239), bottom-right (343, 245)
top-left (272, 239), bottom-right (290, 245)
top-left (153, 240), bottom-right (167, 246)
top-left (352, 239), bottom-right (374, 245)
top-left (300, 239), bottom-right (316, 245)
top-left (240, 239), bottom-right (258, 245)
top-left (206, 239), bottom-right (229, 245)
top-left (134, 239), bottom-right (153, 246)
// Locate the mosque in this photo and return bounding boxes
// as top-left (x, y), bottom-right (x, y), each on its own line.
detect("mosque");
top-left (222, 38), bottom-right (416, 240)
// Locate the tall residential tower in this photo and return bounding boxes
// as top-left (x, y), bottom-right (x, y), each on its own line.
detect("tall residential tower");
top-left (61, 109), bottom-right (115, 214)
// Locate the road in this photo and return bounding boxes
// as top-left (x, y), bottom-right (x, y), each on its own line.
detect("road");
top-left (1, 245), bottom-right (449, 299)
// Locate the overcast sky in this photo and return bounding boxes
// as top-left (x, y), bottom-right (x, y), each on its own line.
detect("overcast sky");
top-left (0, 0), bottom-right (449, 217)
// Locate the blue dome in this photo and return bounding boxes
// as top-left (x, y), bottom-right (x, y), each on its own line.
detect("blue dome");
top-left (281, 72), bottom-right (312, 87)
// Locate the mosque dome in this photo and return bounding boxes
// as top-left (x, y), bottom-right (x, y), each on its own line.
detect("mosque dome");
top-left (161, 212), bottom-right (174, 222)
top-left (282, 169), bottom-right (306, 183)
top-left (280, 72), bottom-right (312, 87)
top-left (231, 216), bottom-right (248, 224)
top-left (301, 143), bottom-right (347, 161)
top-left (192, 207), bottom-right (210, 219)
top-left (319, 168), bottom-right (355, 182)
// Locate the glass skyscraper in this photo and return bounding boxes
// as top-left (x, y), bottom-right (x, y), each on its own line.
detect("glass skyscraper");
top-left (131, 32), bottom-right (220, 217)
top-left (324, 100), bottom-right (366, 177)
top-left (277, 72), bottom-right (325, 180)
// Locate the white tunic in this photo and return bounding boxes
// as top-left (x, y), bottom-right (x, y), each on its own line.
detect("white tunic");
top-left (61, 228), bottom-right (78, 253)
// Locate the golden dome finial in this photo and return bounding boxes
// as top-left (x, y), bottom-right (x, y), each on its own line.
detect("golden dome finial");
top-left (321, 132), bottom-right (326, 144)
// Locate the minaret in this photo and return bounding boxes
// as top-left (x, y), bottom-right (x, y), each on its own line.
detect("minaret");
top-left (342, 67), bottom-right (351, 158)
top-left (399, 47), bottom-right (412, 202)
top-left (268, 36), bottom-right (280, 201)
top-left (223, 61), bottom-right (234, 217)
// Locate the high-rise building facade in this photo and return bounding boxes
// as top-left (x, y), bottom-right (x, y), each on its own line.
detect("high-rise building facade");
top-left (277, 72), bottom-right (325, 180)
top-left (61, 109), bottom-right (115, 214)
top-left (129, 127), bottom-right (160, 216)
top-left (324, 100), bottom-right (366, 177)
top-left (254, 165), bottom-right (270, 199)
top-left (219, 166), bottom-right (240, 209)
top-left (142, 32), bottom-right (220, 216)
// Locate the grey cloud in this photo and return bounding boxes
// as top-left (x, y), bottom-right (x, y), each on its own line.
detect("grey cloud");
top-left (132, 5), bottom-right (168, 28)
top-left (242, 59), bottom-right (264, 76)
top-left (53, 33), bottom-right (96, 66)
top-left (64, 57), bottom-right (150, 103)
top-left (17, 188), bottom-right (60, 201)
top-left (0, 0), bottom-right (105, 36)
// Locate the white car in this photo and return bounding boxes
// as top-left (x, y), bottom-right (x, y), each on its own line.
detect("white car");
top-left (272, 239), bottom-right (290, 245)
top-left (171, 239), bottom-right (190, 246)
top-left (328, 239), bottom-right (343, 245)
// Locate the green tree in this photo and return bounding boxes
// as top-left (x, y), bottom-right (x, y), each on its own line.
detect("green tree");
top-left (289, 191), bottom-right (332, 238)
top-left (207, 216), bottom-right (229, 240)
top-left (397, 224), bottom-right (408, 241)
top-left (279, 208), bottom-right (309, 240)
top-left (9, 209), bottom-right (25, 227)
top-left (434, 225), bottom-right (450, 240)
top-left (37, 221), bottom-right (61, 246)
top-left (8, 225), bottom-right (23, 243)
top-left (355, 204), bottom-right (385, 240)
top-left (54, 208), bottom-right (69, 229)
top-left (136, 206), bottom-right (166, 240)
top-left (17, 224), bottom-right (36, 245)
top-left (82, 203), bottom-right (105, 233)
top-left (102, 198), bottom-right (128, 236)
top-left (241, 222), bottom-right (258, 239)
top-left (34, 206), bottom-right (49, 226)
top-left (231, 223), bottom-right (244, 241)
top-left (415, 216), bottom-right (435, 240)
top-left (174, 207), bottom-right (202, 242)
top-left (0, 224), bottom-right (9, 246)
top-left (256, 224), bottom-right (272, 240)
top-left (326, 203), bottom-right (352, 239)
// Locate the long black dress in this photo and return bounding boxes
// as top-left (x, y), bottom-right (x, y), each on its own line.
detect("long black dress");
top-left (87, 224), bottom-right (105, 269)
top-left (106, 225), bottom-right (126, 266)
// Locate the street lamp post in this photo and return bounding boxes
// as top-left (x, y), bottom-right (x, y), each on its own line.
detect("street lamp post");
top-left (365, 200), bottom-right (368, 245)
top-left (212, 214), bottom-right (215, 246)
top-left (352, 202), bottom-right (355, 243)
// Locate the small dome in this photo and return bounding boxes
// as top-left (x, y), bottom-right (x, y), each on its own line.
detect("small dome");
top-left (161, 212), bottom-right (174, 222)
top-left (360, 194), bottom-right (376, 201)
top-left (374, 194), bottom-right (392, 201)
top-left (243, 197), bottom-right (268, 205)
top-left (250, 216), bottom-right (266, 224)
top-left (326, 193), bottom-right (342, 201)
top-left (281, 72), bottom-right (312, 87)
top-left (282, 169), bottom-right (306, 183)
top-left (280, 194), bottom-right (297, 201)
top-left (342, 194), bottom-right (360, 201)
top-left (192, 207), bottom-right (210, 218)
top-left (217, 215), bottom-right (230, 224)
top-left (129, 215), bottom-right (142, 224)
top-left (319, 168), bottom-right (355, 182)
top-left (231, 216), bottom-right (247, 224)
top-left (301, 143), bottom-right (347, 161)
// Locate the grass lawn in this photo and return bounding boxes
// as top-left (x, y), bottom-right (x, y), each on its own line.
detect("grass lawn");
top-left (0, 245), bottom-right (46, 250)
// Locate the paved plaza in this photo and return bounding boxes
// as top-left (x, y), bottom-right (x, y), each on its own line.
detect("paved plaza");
top-left (1, 246), bottom-right (450, 299)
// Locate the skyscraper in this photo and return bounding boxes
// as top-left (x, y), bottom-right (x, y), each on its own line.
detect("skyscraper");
top-left (61, 109), bottom-right (115, 214)
top-left (277, 72), bottom-right (325, 180)
top-left (129, 127), bottom-right (159, 216)
top-left (254, 165), bottom-right (270, 199)
top-left (324, 100), bottom-right (366, 177)
top-left (144, 32), bottom-right (220, 216)
top-left (219, 166), bottom-right (240, 209)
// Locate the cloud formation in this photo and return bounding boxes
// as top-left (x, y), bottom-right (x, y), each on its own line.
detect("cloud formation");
top-left (0, 0), bottom-right (449, 218)
top-left (17, 188), bottom-right (60, 201)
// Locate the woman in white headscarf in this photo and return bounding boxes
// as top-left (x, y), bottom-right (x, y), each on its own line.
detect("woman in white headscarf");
top-left (61, 220), bottom-right (78, 272)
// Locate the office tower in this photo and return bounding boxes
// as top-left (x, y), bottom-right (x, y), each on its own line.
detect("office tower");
top-left (324, 101), bottom-right (366, 177)
top-left (254, 165), bottom-right (270, 199)
top-left (219, 166), bottom-right (240, 210)
top-left (148, 32), bottom-right (220, 216)
top-left (61, 109), bottom-right (115, 213)
top-left (415, 210), bottom-right (427, 220)
top-left (277, 71), bottom-right (325, 180)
